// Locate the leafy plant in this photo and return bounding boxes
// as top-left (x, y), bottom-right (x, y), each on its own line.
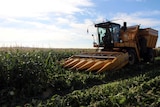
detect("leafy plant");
top-left (0, 47), bottom-right (160, 107)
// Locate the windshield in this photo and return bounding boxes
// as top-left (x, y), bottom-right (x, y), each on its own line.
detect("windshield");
top-left (111, 25), bottom-right (120, 42)
top-left (97, 24), bottom-right (120, 46)
top-left (98, 27), bottom-right (106, 45)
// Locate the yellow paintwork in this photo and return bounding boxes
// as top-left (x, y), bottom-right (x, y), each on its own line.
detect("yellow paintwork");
top-left (64, 58), bottom-right (80, 68)
top-left (70, 59), bottom-right (88, 69)
top-left (86, 60), bottom-right (109, 72)
top-left (62, 23), bottom-right (158, 73)
top-left (77, 60), bottom-right (97, 70)
top-left (63, 52), bottom-right (129, 73)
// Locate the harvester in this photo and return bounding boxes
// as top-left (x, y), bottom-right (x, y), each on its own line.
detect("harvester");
top-left (62, 21), bottom-right (158, 73)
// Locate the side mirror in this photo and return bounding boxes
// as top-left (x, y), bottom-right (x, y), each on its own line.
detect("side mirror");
top-left (92, 34), bottom-right (98, 47)
top-left (93, 42), bottom-right (98, 47)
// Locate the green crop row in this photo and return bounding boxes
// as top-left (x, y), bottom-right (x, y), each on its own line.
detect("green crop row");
top-left (0, 48), bottom-right (160, 107)
top-left (0, 48), bottom-right (74, 106)
top-left (37, 67), bottom-right (160, 107)
top-left (0, 48), bottom-right (101, 106)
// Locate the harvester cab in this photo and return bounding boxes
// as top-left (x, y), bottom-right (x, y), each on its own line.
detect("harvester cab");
top-left (62, 21), bottom-right (158, 73)
top-left (94, 21), bottom-right (121, 51)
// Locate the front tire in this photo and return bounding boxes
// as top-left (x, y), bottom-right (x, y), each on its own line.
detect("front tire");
top-left (128, 49), bottom-right (137, 65)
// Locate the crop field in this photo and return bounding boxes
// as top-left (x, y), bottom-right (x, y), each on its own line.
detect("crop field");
top-left (0, 47), bottom-right (160, 107)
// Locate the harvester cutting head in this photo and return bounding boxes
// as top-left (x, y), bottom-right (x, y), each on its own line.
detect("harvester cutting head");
top-left (63, 51), bottom-right (129, 73)
top-left (62, 21), bottom-right (158, 73)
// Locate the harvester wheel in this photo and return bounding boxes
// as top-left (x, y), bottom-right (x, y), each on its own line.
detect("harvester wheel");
top-left (128, 49), bottom-right (137, 65)
top-left (143, 48), bottom-right (155, 63)
top-left (148, 48), bottom-right (155, 63)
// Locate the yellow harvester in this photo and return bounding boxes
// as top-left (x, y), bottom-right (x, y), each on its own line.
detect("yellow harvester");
top-left (62, 21), bottom-right (158, 73)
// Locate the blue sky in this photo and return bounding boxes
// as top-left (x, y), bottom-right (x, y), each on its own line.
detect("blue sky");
top-left (0, 0), bottom-right (160, 48)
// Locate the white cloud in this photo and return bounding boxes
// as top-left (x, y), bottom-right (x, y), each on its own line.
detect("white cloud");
top-left (0, 0), bottom-right (93, 18)
top-left (0, 0), bottom-right (95, 48)
top-left (112, 12), bottom-right (160, 28)
top-left (0, 16), bottom-right (94, 48)
top-left (0, 26), bottom-right (80, 48)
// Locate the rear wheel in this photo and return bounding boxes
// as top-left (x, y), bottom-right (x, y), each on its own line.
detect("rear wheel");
top-left (128, 49), bottom-right (137, 65)
top-left (143, 48), bottom-right (155, 63)
top-left (148, 48), bottom-right (155, 63)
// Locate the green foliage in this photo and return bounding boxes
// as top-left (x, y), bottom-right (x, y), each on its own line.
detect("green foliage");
top-left (0, 48), bottom-right (160, 107)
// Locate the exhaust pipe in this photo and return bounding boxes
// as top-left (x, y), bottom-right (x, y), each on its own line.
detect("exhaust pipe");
top-left (123, 22), bottom-right (127, 31)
